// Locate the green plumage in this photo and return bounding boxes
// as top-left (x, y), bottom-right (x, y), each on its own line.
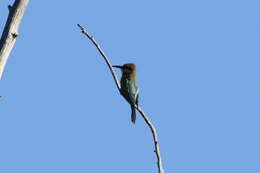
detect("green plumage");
top-left (113, 63), bottom-right (140, 124)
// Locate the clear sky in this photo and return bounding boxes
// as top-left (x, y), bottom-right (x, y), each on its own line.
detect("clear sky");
top-left (1, 0), bottom-right (260, 173)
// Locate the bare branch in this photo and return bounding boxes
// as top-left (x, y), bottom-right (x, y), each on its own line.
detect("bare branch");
top-left (0, 0), bottom-right (30, 79)
top-left (77, 24), bottom-right (121, 91)
top-left (136, 107), bottom-right (164, 173)
top-left (77, 24), bottom-right (165, 173)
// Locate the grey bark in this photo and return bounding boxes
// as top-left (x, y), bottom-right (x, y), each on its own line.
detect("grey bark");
top-left (0, 0), bottom-right (29, 79)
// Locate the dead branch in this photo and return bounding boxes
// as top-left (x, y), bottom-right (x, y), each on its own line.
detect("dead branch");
top-left (0, 0), bottom-right (29, 79)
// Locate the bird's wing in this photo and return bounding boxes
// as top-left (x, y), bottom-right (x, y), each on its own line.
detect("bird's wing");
top-left (135, 85), bottom-right (139, 106)
top-left (136, 93), bottom-right (139, 106)
top-left (126, 79), bottom-right (137, 106)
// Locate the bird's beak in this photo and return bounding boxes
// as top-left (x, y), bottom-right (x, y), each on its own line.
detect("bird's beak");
top-left (112, 65), bottom-right (123, 69)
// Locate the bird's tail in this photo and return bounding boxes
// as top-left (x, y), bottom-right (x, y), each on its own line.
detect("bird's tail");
top-left (131, 105), bottom-right (136, 124)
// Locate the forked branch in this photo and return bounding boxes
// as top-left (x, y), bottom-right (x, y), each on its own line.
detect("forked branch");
top-left (77, 24), bottom-right (164, 173)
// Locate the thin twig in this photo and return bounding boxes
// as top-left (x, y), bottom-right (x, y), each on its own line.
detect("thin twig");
top-left (77, 24), bottom-right (164, 173)
top-left (77, 24), bottom-right (121, 91)
top-left (136, 107), bottom-right (164, 173)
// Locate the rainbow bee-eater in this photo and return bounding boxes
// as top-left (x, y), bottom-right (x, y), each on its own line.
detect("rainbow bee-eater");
top-left (113, 63), bottom-right (139, 124)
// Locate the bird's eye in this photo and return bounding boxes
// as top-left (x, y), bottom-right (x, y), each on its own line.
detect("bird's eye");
top-left (125, 67), bottom-right (132, 71)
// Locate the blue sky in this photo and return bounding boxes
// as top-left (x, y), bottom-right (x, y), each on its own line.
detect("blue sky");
top-left (1, 0), bottom-right (260, 172)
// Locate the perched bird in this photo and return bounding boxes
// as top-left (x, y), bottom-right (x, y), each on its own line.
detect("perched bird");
top-left (113, 63), bottom-right (140, 124)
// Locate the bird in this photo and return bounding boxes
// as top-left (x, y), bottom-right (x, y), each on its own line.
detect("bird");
top-left (113, 63), bottom-right (140, 124)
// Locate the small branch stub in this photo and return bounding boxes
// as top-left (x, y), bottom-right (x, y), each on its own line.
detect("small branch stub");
top-left (8, 5), bottom-right (12, 11)
top-left (12, 32), bottom-right (19, 38)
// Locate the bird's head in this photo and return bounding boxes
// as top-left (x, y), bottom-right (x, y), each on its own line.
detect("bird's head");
top-left (113, 63), bottom-right (137, 77)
